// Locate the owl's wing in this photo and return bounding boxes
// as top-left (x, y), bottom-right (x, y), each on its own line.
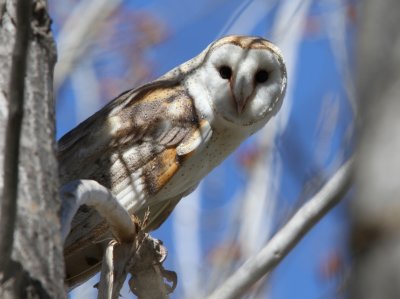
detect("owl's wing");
top-left (59, 79), bottom-right (212, 187)
top-left (59, 80), bottom-right (212, 288)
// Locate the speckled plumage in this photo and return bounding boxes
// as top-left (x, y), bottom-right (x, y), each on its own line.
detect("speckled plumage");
top-left (60, 35), bottom-right (287, 288)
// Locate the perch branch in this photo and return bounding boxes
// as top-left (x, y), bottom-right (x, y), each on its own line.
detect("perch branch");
top-left (60, 180), bottom-right (176, 298)
top-left (60, 179), bottom-right (136, 243)
top-left (207, 158), bottom-right (353, 299)
top-left (97, 240), bottom-right (132, 299)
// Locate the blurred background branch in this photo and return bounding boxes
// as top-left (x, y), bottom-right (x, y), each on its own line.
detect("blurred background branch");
top-left (350, 0), bottom-right (400, 298)
top-left (54, 0), bottom-right (122, 91)
top-left (207, 158), bottom-right (352, 299)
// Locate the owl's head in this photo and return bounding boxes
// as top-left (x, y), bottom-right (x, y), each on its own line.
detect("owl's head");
top-left (186, 35), bottom-right (287, 129)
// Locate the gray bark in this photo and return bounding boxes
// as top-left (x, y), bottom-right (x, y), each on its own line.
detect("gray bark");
top-left (350, 0), bottom-right (400, 298)
top-left (0, 0), bottom-right (65, 298)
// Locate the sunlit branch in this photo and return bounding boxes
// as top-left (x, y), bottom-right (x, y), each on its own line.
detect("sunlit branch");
top-left (60, 179), bottom-right (136, 243)
top-left (60, 180), bottom-right (175, 298)
top-left (207, 158), bottom-right (353, 299)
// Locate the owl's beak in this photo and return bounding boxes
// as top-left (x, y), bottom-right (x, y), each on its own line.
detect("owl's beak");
top-left (232, 74), bottom-right (253, 114)
top-left (235, 94), bottom-right (248, 115)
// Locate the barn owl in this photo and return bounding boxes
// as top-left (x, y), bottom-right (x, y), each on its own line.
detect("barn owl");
top-left (59, 35), bottom-right (287, 288)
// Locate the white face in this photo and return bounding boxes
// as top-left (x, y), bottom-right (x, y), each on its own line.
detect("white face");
top-left (193, 40), bottom-right (286, 128)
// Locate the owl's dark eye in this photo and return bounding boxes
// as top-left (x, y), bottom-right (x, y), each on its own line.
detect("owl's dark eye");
top-left (219, 65), bottom-right (232, 80)
top-left (255, 70), bottom-right (269, 84)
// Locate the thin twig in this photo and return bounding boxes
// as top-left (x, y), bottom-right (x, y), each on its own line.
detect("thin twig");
top-left (0, 0), bottom-right (31, 272)
top-left (206, 158), bottom-right (353, 299)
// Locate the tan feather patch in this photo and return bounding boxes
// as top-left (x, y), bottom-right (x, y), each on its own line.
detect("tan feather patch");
top-left (143, 148), bottom-right (180, 195)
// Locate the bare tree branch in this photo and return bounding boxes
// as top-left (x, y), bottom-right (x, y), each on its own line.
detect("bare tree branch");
top-left (98, 236), bottom-right (174, 299)
top-left (60, 180), bottom-right (176, 298)
top-left (0, 0), bottom-right (62, 296)
top-left (0, 0), bottom-right (31, 272)
top-left (98, 240), bottom-right (132, 299)
top-left (60, 180), bottom-right (136, 243)
top-left (207, 158), bottom-right (353, 299)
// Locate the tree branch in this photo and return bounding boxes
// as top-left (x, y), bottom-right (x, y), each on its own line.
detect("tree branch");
top-left (60, 179), bottom-right (136, 243)
top-left (206, 158), bottom-right (353, 299)
top-left (0, 0), bottom-right (31, 272)
top-left (60, 180), bottom-right (176, 298)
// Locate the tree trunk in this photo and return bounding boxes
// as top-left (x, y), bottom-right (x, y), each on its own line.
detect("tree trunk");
top-left (0, 0), bottom-right (65, 297)
top-left (351, 0), bottom-right (400, 298)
